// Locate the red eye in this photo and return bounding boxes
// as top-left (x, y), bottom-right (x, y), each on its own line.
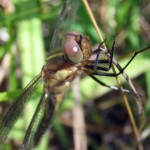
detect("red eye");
top-left (64, 32), bottom-right (83, 64)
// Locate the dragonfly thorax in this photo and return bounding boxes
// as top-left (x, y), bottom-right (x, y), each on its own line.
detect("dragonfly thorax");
top-left (42, 53), bottom-right (80, 95)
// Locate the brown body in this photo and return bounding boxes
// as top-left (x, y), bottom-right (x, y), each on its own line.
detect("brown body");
top-left (42, 33), bottom-right (92, 99)
top-left (35, 32), bottom-right (92, 145)
top-left (42, 51), bottom-right (80, 96)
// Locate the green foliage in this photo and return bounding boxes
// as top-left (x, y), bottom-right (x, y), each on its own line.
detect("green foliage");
top-left (0, 0), bottom-right (150, 149)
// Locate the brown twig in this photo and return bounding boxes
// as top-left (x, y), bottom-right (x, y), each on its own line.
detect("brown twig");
top-left (72, 77), bottom-right (87, 150)
top-left (82, 0), bottom-right (144, 150)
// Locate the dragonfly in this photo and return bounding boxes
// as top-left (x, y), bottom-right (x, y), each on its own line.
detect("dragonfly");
top-left (0, 0), bottom-right (150, 149)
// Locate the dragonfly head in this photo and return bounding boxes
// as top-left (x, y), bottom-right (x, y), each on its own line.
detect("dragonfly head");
top-left (64, 31), bottom-right (92, 64)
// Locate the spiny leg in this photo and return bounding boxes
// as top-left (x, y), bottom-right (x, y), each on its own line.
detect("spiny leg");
top-left (90, 37), bottom-right (116, 72)
top-left (89, 74), bottom-right (131, 94)
top-left (86, 46), bottom-right (150, 77)
top-left (92, 39), bottom-right (106, 69)
top-left (85, 60), bottom-right (110, 71)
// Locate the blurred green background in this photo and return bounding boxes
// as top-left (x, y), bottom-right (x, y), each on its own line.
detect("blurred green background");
top-left (0, 0), bottom-right (150, 150)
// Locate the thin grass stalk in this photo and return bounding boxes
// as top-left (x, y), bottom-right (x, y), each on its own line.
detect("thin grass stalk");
top-left (82, 0), bottom-right (143, 149)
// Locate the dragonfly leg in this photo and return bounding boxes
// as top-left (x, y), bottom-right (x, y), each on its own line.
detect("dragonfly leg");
top-left (85, 60), bottom-right (110, 71)
top-left (89, 74), bottom-right (133, 94)
top-left (90, 37), bottom-right (116, 71)
top-left (92, 39), bottom-right (106, 69)
top-left (92, 39), bottom-right (106, 54)
top-left (85, 46), bottom-right (150, 77)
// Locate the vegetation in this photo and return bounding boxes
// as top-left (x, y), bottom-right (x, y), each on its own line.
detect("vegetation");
top-left (0, 0), bottom-right (150, 149)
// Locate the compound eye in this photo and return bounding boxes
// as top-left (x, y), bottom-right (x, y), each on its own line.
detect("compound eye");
top-left (64, 35), bottom-right (83, 64)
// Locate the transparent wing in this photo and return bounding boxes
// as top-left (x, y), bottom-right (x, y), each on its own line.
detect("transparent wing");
top-left (19, 93), bottom-right (55, 150)
top-left (17, 1), bottom-right (81, 148)
top-left (0, 74), bottom-right (41, 149)
top-left (49, 0), bottom-right (80, 54)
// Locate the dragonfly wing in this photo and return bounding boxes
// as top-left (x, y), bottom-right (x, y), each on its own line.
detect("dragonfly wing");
top-left (49, 0), bottom-right (80, 54)
top-left (33, 94), bottom-right (55, 146)
top-left (18, 0), bottom-right (81, 149)
top-left (19, 93), bottom-right (55, 149)
top-left (0, 74), bottom-right (41, 149)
